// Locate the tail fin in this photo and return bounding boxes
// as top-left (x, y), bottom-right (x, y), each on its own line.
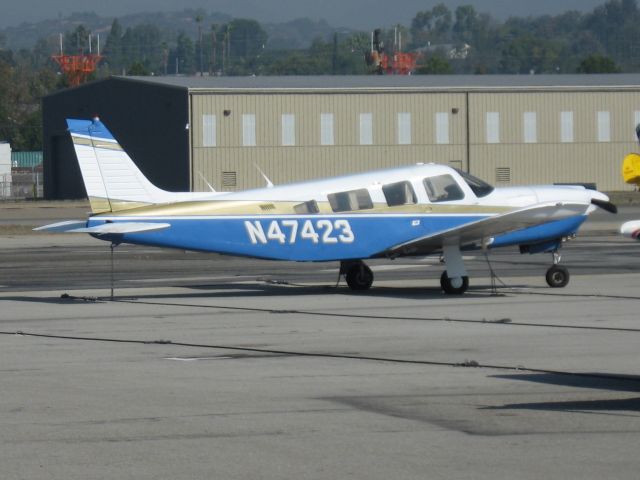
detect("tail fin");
top-left (67, 118), bottom-right (187, 214)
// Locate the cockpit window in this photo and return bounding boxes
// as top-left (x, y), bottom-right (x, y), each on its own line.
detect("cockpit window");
top-left (328, 189), bottom-right (373, 212)
top-left (423, 174), bottom-right (465, 203)
top-left (454, 168), bottom-right (494, 197)
top-left (382, 181), bottom-right (417, 206)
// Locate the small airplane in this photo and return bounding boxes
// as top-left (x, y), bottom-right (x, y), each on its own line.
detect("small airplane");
top-left (620, 126), bottom-right (640, 240)
top-left (37, 117), bottom-right (617, 294)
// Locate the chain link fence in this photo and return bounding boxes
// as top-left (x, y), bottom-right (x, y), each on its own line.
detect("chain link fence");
top-left (0, 170), bottom-right (43, 200)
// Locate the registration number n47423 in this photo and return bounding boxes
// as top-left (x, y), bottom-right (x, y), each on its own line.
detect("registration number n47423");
top-left (245, 219), bottom-right (355, 245)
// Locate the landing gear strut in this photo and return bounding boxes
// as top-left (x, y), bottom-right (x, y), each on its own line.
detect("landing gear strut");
top-left (545, 251), bottom-right (570, 288)
top-left (440, 244), bottom-right (469, 295)
top-left (341, 261), bottom-right (374, 291)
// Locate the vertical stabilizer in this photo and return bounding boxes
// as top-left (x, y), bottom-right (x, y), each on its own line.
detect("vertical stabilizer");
top-left (66, 118), bottom-right (177, 213)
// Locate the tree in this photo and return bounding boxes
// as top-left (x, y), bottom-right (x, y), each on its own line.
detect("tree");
top-left (577, 53), bottom-right (621, 73)
top-left (584, 0), bottom-right (640, 63)
top-left (227, 19), bottom-right (267, 59)
top-left (127, 61), bottom-right (151, 76)
top-left (453, 5), bottom-right (479, 44)
top-left (499, 34), bottom-right (565, 74)
top-left (64, 25), bottom-right (91, 54)
top-left (209, 24), bottom-right (218, 74)
top-left (120, 24), bottom-right (163, 74)
top-left (174, 32), bottom-right (195, 74)
top-left (195, 13), bottom-right (204, 75)
top-left (0, 57), bottom-right (58, 150)
top-left (411, 4), bottom-right (452, 47)
top-left (416, 54), bottom-right (453, 74)
top-left (104, 19), bottom-right (124, 73)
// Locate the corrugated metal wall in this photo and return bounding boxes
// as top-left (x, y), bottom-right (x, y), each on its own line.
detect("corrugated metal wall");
top-left (469, 91), bottom-right (640, 190)
top-left (190, 88), bottom-right (640, 192)
top-left (190, 92), bottom-right (467, 191)
top-left (11, 151), bottom-right (42, 168)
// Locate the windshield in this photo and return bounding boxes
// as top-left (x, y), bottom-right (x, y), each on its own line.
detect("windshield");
top-left (454, 168), bottom-right (494, 198)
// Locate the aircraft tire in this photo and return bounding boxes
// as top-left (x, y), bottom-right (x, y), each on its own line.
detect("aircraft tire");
top-left (345, 264), bottom-right (374, 291)
top-left (440, 271), bottom-right (469, 295)
top-left (545, 265), bottom-right (570, 288)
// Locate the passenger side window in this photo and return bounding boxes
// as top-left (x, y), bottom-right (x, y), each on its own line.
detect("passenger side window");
top-left (294, 200), bottom-right (320, 214)
top-left (328, 189), bottom-right (373, 212)
top-left (382, 181), bottom-right (417, 206)
top-left (423, 175), bottom-right (465, 202)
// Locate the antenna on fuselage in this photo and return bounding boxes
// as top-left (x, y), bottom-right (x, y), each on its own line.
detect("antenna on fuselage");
top-left (197, 171), bottom-right (216, 192)
top-left (254, 164), bottom-right (274, 188)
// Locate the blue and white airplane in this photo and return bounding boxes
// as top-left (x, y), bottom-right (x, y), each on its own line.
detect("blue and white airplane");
top-left (37, 118), bottom-right (617, 294)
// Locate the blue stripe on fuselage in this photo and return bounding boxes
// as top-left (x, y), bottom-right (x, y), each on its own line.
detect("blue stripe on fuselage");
top-left (491, 215), bottom-right (586, 249)
top-left (88, 214), bottom-right (487, 261)
top-left (88, 213), bottom-right (587, 261)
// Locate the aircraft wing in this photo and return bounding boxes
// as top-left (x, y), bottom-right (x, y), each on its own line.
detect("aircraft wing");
top-left (382, 202), bottom-right (589, 257)
top-left (34, 221), bottom-right (171, 234)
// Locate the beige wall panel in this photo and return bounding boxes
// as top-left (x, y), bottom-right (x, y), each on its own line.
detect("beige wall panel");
top-left (191, 145), bottom-right (465, 191)
top-left (191, 92), bottom-right (468, 191)
top-left (468, 91), bottom-right (640, 190)
top-left (471, 143), bottom-right (633, 191)
top-left (470, 91), bottom-right (640, 145)
top-left (191, 89), bottom-right (640, 192)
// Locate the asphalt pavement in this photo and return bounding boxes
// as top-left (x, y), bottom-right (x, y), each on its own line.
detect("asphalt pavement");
top-left (1, 201), bottom-right (640, 479)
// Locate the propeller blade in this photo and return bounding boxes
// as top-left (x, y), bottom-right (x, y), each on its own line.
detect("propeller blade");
top-left (591, 198), bottom-right (618, 214)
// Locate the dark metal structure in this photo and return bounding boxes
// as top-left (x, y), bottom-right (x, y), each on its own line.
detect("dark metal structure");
top-left (44, 74), bottom-right (640, 199)
top-left (43, 77), bottom-right (189, 199)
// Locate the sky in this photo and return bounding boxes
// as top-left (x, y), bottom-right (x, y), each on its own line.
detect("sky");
top-left (1, 0), bottom-right (607, 29)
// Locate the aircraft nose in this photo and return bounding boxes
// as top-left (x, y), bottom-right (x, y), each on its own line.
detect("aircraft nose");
top-left (589, 190), bottom-right (610, 203)
top-left (530, 186), bottom-right (616, 213)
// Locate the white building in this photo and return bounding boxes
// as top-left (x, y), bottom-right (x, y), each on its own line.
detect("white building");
top-left (0, 143), bottom-right (11, 199)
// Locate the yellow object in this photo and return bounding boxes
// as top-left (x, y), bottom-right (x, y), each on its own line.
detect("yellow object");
top-left (622, 153), bottom-right (640, 185)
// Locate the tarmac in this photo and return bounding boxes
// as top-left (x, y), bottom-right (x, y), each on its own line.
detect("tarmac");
top-left (2, 201), bottom-right (640, 479)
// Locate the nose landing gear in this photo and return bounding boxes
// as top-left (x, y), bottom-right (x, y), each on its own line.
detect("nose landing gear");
top-left (341, 260), bottom-right (374, 291)
top-left (440, 244), bottom-right (469, 295)
top-left (545, 251), bottom-right (570, 288)
top-left (440, 271), bottom-right (469, 295)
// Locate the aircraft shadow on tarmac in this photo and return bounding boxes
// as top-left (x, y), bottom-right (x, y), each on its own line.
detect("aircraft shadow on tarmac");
top-left (4, 282), bottom-right (516, 304)
top-left (162, 281), bottom-right (512, 301)
top-left (487, 373), bottom-right (640, 412)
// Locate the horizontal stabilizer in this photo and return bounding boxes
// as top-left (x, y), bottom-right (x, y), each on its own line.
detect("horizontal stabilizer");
top-left (33, 220), bottom-right (88, 232)
top-left (34, 220), bottom-right (170, 235)
top-left (72, 222), bottom-right (171, 234)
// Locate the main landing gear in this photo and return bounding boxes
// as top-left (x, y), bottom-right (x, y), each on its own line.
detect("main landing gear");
top-left (340, 245), bottom-right (569, 294)
top-left (545, 251), bottom-right (570, 288)
top-left (340, 247), bottom-right (472, 294)
top-left (341, 260), bottom-right (374, 291)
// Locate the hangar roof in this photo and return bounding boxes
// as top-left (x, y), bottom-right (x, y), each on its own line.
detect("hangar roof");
top-left (121, 74), bottom-right (640, 92)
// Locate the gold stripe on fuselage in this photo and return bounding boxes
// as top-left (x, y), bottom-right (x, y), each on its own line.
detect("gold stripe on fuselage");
top-left (88, 197), bottom-right (152, 214)
top-left (92, 199), bottom-right (514, 217)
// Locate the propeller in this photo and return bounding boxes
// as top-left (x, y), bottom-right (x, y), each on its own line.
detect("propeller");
top-left (591, 198), bottom-right (618, 214)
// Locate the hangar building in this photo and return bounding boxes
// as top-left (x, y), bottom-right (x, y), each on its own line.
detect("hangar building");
top-left (43, 74), bottom-right (640, 199)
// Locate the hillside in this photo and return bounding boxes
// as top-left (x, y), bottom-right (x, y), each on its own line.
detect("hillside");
top-left (0, 10), bottom-right (345, 51)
